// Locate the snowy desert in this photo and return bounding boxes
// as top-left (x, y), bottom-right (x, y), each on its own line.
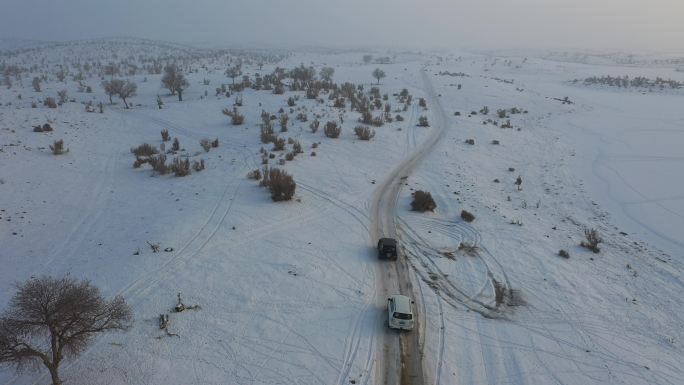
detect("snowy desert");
top-left (0, 36), bottom-right (683, 385)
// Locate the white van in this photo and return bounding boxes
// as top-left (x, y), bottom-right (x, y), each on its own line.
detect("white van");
top-left (387, 294), bottom-right (415, 331)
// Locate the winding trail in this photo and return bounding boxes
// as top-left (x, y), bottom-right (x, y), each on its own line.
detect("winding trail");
top-left (369, 68), bottom-right (447, 385)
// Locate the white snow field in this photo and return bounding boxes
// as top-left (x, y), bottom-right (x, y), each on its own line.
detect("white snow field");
top-left (1, 40), bottom-right (683, 385)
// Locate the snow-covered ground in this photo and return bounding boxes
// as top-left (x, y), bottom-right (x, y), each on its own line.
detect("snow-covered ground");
top-left (1, 40), bottom-right (682, 385)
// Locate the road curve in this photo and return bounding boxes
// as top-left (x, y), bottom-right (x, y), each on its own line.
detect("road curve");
top-left (369, 67), bottom-right (447, 385)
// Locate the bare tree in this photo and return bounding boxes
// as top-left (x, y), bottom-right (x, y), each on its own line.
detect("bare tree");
top-left (372, 68), bottom-right (386, 85)
top-left (101, 79), bottom-right (122, 104)
top-left (117, 80), bottom-right (137, 109)
top-left (161, 64), bottom-right (190, 101)
top-left (0, 276), bottom-right (132, 385)
top-left (320, 67), bottom-right (335, 82)
top-left (225, 66), bottom-right (241, 84)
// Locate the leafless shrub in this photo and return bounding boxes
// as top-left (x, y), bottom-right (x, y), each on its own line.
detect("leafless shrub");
top-left (44, 97), bottom-right (57, 108)
top-left (558, 249), bottom-right (570, 258)
top-left (261, 123), bottom-right (276, 143)
top-left (272, 137), bottom-right (286, 151)
top-left (309, 119), bottom-right (320, 133)
top-left (50, 139), bottom-right (68, 155)
top-left (411, 190), bottom-right (436, 212)
top-left (172, 138), bottom-right (180, 152)
top-left (170, 157), bottom-right (191, 177)
top-left (161, 129), bottom-right (170, 142)
top-left (417, 116), bottom-right (429, 127)
top-left (192, 159), bottom-right (205, 172)
top-left (149, 154), bottom-right (169, 175)
top-left (354, 126), bottom-right (375, 140)
top-left (57, 90), bottom-right (68, 105)
top-left (260, 167), bottom-right (296, 201)
top-left (324, 121), bottom-right (341, 138)
top-left (247, 169), bottom-right (262, 180)
top-left (580, 228), bottom-right (602, 253)
top-left (465, 139), bottom-right (475, 145)
top-left (200, 139), bottom-right (211, 152)
top-left (130, 143), bottom-right (158, 157)
top-left (211, 138), bottom-right (219, 148)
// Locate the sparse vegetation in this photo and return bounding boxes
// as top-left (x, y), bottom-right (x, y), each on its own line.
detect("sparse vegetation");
top-left (131, 143), bottom-right (158, 157)
top-left (354, 126), bottom-right (375, 140)
top-left (581, 228), bottom-right (602, 253)
top-left (50, 139), bottom-right (68, 155)
top-left (411, 190), bottom-right (436, 212)
top-left (324, 121), bottom-right (341, 138)
top-left (260, 167), bottom-right (296, 201)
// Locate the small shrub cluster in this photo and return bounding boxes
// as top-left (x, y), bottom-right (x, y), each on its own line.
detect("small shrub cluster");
top-left (260, 167), bottom-right (296, 201)
top-left (44, 97), bottom-right (57, 108)
top-left (411, 190), bottom-right (436, 212)
top-left (580, 228), bottom-right (602, 253)
top-left (324, 121), bottom-right (341, 138)
top-left (200, 139), bottom-right (211, 152)
top-left (222, 107), bottom-right (245, 125)
top-left (161, 129), bottom-right (170, 142)
top-left (558, 249), bottom-right (570, 259)
top-left (50, 139), bottom-right (68, 155)
top-left (354, 126), bottom-right (375, 140)
top-left (417, 116), bottom-right (429, 127)
top-left (131, 143), bottom-right (158, 157)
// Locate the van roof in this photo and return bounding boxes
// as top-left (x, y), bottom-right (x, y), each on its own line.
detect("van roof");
top-left (380, 238), bottom-right (397, 246)
top-left (390, 295), bottom-right (413, 314)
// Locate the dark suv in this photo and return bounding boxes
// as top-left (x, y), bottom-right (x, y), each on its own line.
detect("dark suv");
top-left (377, 238), bottom-right (398, 260)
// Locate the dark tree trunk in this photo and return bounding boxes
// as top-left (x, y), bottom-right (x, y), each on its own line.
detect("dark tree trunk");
top-left (178, 90), bottom-right (183, 102)
top-left (48, 364), bottom-right (61, 385)
top-left (122, 97), bottom-right (129, 109)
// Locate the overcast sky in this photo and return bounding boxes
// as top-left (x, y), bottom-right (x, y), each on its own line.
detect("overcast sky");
top-left (1, 0), bottom-right (682, 52)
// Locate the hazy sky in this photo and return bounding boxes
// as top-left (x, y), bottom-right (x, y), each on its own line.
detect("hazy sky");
top-left (1, 0), bottom-right (682, 52)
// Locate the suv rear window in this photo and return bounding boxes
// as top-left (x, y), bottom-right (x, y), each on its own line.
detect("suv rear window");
top-left (393, 312), bottom-right (412, 320)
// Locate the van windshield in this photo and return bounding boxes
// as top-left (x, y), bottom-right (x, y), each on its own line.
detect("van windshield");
top-left (393, 312), bottom-right (412, 320)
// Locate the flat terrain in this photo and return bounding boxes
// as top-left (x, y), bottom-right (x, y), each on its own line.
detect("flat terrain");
top-left (1, 40), bottom-right (682, 384)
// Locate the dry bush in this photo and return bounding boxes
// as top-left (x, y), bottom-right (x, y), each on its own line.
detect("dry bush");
top-left (460, 210), bottom-right (475, 222)
top-left (247, 169), bottom-right (262, 180)
top-left (285, 152), bottom-right (295, 161)
top-left (172, 138), bottom-right (180, 152)
top-left (558, 249), bottom-right (570, 259)
top-left (192, 159), bottom-right (205, 172)
top-left (171, 157), bottom-right (191, 177)
top-left (354, 126), bottom-right (375, 140)
top-left (309, 119), bottom-right (320, 133)
top-left (580, 228), bottom-right (602, 253)
top-left (223, 107), bottom-right (244, 125)
top-left (50, 139), bottom-right (68, 155)
top-left (161, 129), bottom-right (170, 142)
top-left (261, 124), bottom-right (276, 143)
top-left (261, 167), bottom-right (296, 201)
top-left (465, 139), bottom-right (475, 145)
top-left (411, 190), bottom-right (436, 212)
top-left (292, 140), bottom-right (303, 154)
top-left (417, 116), bottom-right (429, 127)
top-left (44, 97), bottom-right (57, 108)
top-left (200, 139), bottom-right (211, 152)
top-left (133, 157), bottom-right (148, 168)
top-left (131, 143), bottom-right (158, 157)
top-left (272, 137), bottom-right (286, 151)
top-left (211, 138), bottom-right (219, 148)
top-left (149, 154), bottom-right (169, 175)
top-left (324, 121), bottom-right (341, 138)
